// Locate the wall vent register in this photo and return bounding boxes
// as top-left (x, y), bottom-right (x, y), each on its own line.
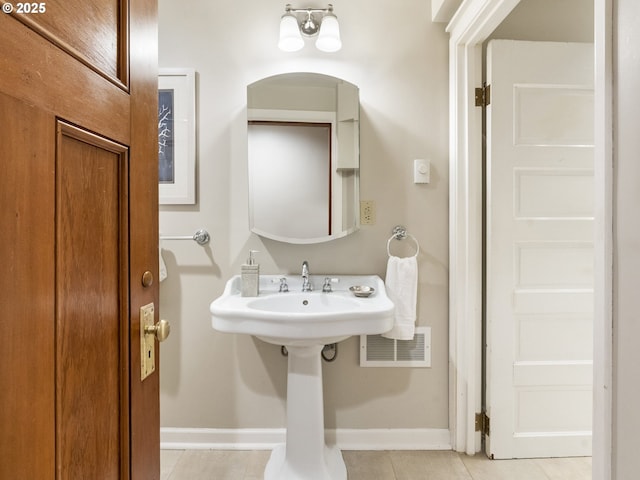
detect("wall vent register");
top-left (360, 326), bottom-right (431, 367)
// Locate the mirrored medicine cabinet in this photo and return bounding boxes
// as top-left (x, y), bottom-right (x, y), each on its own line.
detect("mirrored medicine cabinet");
top-left (247, 73), bottom-right (360, 244)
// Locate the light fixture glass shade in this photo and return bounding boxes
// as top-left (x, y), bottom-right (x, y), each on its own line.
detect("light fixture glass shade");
top-left (278, 13), bottom-right (304, 52)
top-left (315, 14), bottom-right (341, 52)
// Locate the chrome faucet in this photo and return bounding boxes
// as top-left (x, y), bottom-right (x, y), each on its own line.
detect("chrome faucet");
top-left (301, 261), bottom-right (312, 291)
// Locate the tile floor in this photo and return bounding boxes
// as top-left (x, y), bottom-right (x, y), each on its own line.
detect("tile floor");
top-left (161, 449), bottom-right (591, 480)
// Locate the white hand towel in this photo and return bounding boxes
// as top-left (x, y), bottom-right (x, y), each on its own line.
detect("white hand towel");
top-left (382, 255), bottom-right (418, 341)
top-left (159, 242), bottom-right (168, 282)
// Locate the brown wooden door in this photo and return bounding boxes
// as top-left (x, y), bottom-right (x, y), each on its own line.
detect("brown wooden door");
top-left (0, 1), bottom-right (160, 479)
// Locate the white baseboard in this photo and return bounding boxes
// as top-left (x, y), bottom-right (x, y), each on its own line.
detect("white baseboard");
top-left (160, 427), bottom-right (452, 451)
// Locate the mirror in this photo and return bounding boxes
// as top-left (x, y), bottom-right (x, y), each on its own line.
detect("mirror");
top-left (247, 73), bottom-right (360, 244)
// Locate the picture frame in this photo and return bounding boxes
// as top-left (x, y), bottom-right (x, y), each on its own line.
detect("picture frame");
top-left (158, 68), bottom-right (196, 204)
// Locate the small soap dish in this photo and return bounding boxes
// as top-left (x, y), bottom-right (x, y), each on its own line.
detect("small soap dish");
top-left (349, 286), bottom-right (375, 298)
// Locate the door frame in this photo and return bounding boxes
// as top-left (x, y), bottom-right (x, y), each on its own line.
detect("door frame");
top-left (445, 0), bottom-right (612, 477)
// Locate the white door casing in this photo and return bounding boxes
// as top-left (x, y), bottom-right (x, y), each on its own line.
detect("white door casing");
top-left (445, 0), bottom-right (523, 456)
top-left (485, 40), bottom-right (594, 459)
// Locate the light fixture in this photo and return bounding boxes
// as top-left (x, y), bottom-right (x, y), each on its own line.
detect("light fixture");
top-left (278, 4), bottom-right (342, 52)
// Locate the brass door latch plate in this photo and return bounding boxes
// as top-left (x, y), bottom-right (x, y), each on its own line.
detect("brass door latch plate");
top-left (140, 303), bottom-right (171, 381)
top-left (140, 303), bottom-right (156, 381)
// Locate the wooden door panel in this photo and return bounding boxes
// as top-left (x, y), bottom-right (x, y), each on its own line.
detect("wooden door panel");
top-left (0, 92), bottom-right (56, 480)
top-left (0, 11), bottom-right (130, 145)
top-left (55, 123), bottom-right (129, 479)
top-left (4, 0), bottom-right (129, 86)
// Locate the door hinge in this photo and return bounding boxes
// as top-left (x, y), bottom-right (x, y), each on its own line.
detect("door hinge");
top-left (475, 84), bottom-right (491, 107)
top-left (475, 412), bottom-right (490, 436)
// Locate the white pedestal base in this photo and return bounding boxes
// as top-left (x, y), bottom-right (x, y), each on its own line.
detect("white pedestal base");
top-left (263, 345), bottom-right (347, 480)
top-left (264, 444), bottom-right (346, 480)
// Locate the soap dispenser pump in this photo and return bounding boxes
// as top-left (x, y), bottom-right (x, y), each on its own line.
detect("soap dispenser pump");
top-left (241, 250), bottom-right (260, 297)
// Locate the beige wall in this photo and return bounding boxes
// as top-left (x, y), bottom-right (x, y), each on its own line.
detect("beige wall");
top-left (158, 0), bottom-right (450, 430)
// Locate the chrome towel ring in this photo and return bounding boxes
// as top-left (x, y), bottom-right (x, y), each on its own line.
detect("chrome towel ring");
top-left (386, 225), bottom-right (419, 257)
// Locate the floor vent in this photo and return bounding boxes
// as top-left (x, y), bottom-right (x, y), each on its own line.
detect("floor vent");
top-left (359, 326), bottom-right (431, 367)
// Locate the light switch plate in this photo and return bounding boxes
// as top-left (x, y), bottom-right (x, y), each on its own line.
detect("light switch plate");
top-left (414, 159), bottom-right (431, 184)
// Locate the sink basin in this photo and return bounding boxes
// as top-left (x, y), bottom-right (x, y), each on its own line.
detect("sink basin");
top-left (248, 292), bottom-right (360, 314)
top-left (209, 273), bottom-right (394, 480)
top-left (210, 274), bottom-right (394, 346)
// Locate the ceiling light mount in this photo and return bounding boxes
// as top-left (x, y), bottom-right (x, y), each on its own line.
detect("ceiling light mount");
top-left (279, 4), bottom-right (342, 52)
top-left (300, 10), bottom-right (320, 37)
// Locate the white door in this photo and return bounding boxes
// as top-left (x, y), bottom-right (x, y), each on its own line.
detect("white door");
top-left (485, 40), bottom-right (594, 459)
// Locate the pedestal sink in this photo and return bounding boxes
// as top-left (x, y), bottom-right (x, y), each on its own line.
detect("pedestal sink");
top-left (210, 274), bottom-right (394, 480)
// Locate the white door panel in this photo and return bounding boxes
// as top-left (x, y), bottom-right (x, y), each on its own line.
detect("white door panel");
top-left (514, 85), bottom-right (594, 147)
top-left (485, 40), bottom-right (594, 459)
top-left (515, 169), bottom-right (594, 218)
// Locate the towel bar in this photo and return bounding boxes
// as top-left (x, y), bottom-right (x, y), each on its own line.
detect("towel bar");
top-left (160, 229), bottom-right (210, 246)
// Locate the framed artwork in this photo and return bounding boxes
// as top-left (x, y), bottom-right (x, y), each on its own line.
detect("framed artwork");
top-left (158, 68), bottom-right (196, 204)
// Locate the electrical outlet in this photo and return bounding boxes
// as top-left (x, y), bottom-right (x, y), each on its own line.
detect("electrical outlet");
top-left (360, 200), bottom-right (376, 225)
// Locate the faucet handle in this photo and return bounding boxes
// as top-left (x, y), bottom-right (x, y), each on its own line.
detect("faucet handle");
top-left (322, 277), bottom-right (339, 293)
top-left (271, 277), bottom-right (289, 292)
top-left (270, 277), bottom-right (289, 292)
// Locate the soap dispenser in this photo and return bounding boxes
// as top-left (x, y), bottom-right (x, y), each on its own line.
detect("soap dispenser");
top-left (241, 250), bottom-right (260, 297)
